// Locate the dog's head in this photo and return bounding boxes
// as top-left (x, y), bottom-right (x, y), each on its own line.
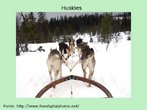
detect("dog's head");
top-left (76, 38), bottom-right (83, 47)
top-left (61, 48), bottom-right (70, 60)
top-left (48, 48), bottom-right (62, 60)
top-left (78, 42), bottom-right (88, 50)
top-left (59, 42), bottom-right (70, 60)
top-left (50, 48), bottom-right (60, 55)
top-left (69, 37), bottom-right (75, 45)
top-left (81, 47), bottom-right (95, 60)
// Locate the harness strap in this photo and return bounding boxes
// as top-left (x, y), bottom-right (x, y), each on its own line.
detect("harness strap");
top-left (70, 59), bottom-right (81, 72)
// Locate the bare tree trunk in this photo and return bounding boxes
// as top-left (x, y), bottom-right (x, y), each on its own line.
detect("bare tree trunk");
top-left (106, 41), bottom-right (110, 51)
top-left (16, 44), bottom-right (20, 56)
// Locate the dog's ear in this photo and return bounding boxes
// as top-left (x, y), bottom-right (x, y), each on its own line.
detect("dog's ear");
top-left (50, 48), bottom-right (52, 52)
top-left (90, 48), bottom-right (94, 53)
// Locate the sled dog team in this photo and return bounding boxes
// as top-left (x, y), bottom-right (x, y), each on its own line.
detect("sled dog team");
top-left (47, 38), bottom-right (96, 86)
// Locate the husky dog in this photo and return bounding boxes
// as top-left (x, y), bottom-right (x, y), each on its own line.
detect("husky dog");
top-left (76, 38), bottom-right (83, 48)
top-left (68, 37), bottom-right (75, 56)
top-left (59, 42), bottom-right (70, 61)
top-left (77, 42), bottom-right (88, 58)
top-left (81, 45), bottom-right (96, 86)
top-left (47, 49), bottom-right (62, 82)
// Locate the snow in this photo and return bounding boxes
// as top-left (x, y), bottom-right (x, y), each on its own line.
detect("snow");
top-left (16, 32), bottom-right (131, 98)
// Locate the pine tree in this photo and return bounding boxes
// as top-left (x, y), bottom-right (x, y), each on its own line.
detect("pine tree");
top-left (101, 13), bottom-right (113, 51)
top-left (101, 13), bottom-right (112, 43)
top-left (16, 15), bottom-right (21, 56)
top-left (37, 12), bottom-right (49, 42)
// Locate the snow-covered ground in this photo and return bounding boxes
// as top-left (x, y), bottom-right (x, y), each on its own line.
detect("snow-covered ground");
top-left (16, 32), bottom-right (131, 98)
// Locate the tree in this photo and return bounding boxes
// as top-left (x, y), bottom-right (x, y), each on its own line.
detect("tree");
top-left (38, 12), bottom-right (47, 23)
top-left (16, 12), bottom-right (131, 46)
top-left (112, 17), bottom-right (121, 43)
top-left (16, 15), bottom-right (21, 56)
top-left (21, 12), bottom-right (40, 43)
top-left (37, 12), bottom-right (50, 42)
top-left (16, 13), bottom-right (30, 54)
top-left (101, 13), bottom-right (113, 51)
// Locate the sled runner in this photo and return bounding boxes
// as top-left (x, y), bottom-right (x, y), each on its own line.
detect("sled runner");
top-left (36, 75), bottom-right (113, 98)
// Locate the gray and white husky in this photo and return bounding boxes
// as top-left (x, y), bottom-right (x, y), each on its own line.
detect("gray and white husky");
top-left (47, 49), bottom-right (62, 82)
top-left (68, 37), bottom-right (75, 56)
top-left (81, 44), bottom-right (96, 86)
top-left (77, 42), bottom-right (88, 58)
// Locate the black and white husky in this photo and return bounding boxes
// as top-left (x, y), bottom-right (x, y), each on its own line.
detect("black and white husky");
top-left (59, 42), bottom-right (70, 64)
top-left (47, 49), bottom-right (62, 82)
top-left (76, 38), bottom-right (83, 47)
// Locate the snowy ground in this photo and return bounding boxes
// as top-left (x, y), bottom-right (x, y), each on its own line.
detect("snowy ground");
top-left (16, 32), bottom-right (131, 98)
